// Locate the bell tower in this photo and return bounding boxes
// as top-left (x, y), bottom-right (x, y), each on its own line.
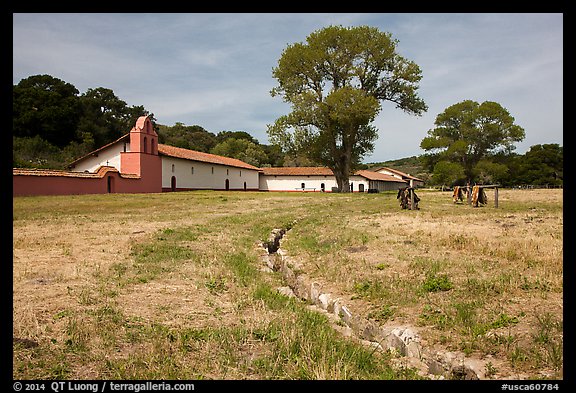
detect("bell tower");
top-left (120, 116), bottom-right (162, 192)
top-left (128, 116), bottom-right (158, 155)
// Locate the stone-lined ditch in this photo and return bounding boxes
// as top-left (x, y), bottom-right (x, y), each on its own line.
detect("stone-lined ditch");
top-left (259, 222), bottom-right (488, 380)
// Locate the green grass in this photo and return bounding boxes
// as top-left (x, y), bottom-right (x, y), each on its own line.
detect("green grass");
top-left (13, 189), bottom-right (563, 379)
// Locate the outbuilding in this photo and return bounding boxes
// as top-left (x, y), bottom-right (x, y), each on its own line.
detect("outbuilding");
top-left (259, 167), bottom-right (407, 192)
top-left (371, 166), bottom-right (425, 188)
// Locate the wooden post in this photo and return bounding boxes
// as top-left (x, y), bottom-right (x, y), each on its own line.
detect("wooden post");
top-left (494, 187), bottom-right (499, 208)
top-left (410, 180), bottom-right (414, 210)
top-left (467, 185), bottom-right (472, 205)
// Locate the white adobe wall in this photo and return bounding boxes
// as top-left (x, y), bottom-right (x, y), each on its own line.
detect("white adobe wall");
top-left (260, 174), bottom-right (369, 192)
top-left (71, 141), bottom-right (129, 173)
top-left (161, 156), bottom-right (259, 190)
top-left (349, 175), bottom-right (370, 192)
top-left (260, 175), bottom-right (336, 192)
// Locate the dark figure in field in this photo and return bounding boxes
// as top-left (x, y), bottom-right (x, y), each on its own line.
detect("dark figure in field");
top-left (397, 187), bottom-right (420, 210)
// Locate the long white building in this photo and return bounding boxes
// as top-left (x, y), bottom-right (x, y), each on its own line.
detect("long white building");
top-left (15, 116), bottom-right (411, 196)
top-left (259, 167), bottom-right (407, 192)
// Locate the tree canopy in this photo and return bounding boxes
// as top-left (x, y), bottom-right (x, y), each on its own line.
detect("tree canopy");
top-left (13, 74), bottom-right (81, 147)
top-left (420, 100), bottom-right (525, 185)
top-left (13, 74), bottom-right (283, 170)
top-left (267, 25), bottom-right (427, 192)
top-left (513, 144), bottom-right (563, 186)
top-left (210, 138), bottom-right (269, 167)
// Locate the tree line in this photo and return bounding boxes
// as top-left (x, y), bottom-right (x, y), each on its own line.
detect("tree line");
top-left (14, 71), bottom-right (562, 188)
top-left (13, 74), bottom-right (287, 170)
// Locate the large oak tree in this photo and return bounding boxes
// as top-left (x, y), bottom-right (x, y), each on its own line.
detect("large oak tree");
top-left (267, 25), bottom-right (427, 192)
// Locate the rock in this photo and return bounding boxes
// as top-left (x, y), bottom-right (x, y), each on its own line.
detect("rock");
top-left (277, 286), bottom-right (295, 298)
top-left (293, 275), bottom-right (309, 301)
top-left (332, 299), bottom-right (342, 317)
top-left (340, 305), bottom-right (352, 324)
top-left (318, 293), bottom-right (331, 310)
top-left (310, 282), bottom-right (321, 304)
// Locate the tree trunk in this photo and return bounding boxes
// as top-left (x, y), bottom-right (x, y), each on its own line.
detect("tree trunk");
top-left (333, 167), bottom-right (350, 193)
top-left (330, 134), bottom-right (354, 193)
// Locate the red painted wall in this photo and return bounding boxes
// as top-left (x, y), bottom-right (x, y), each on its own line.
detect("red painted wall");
top-left (120, 152), bottom-right (162, 193)
top-left (12, 171), bottom-right (150, 197)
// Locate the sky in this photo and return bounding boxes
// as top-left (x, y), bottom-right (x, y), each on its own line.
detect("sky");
top-left (12, 13), bottom-right (563, 163)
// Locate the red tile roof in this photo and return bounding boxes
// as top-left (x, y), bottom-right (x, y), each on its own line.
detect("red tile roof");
top-left (372, 166), bottom-right (423, 182)
top-left (13, 166), bottom-right (140, 179)
top-left (158, 144), bottom-right (261, 171)
top-left (261, 167), bottom-right (407, 183)
top-left (355, 169), bottom-right (407, 183)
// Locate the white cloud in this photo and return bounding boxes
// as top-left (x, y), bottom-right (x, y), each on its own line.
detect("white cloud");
top-left (13, 13), bottom-right (563, 163)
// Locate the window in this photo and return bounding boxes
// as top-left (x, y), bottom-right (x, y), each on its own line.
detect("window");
top-left (191, 166), bottom-right (194, 175)
top-left (211, 167), bottom-right (214, 174)
top-left (123, 143), bottom-right (127, 153)
top-left (143, 137), bottom-right (148, 153)
top-left (301, 183), bottom-right (305, 189)
top-left (171, 164), bottom-right (175, 173)
top-left (151, 138), bottom-right (156, 154)
top-left (240, 170), bottom-right (242, 177)
top-left (227, 169), bottom-right (229, 175)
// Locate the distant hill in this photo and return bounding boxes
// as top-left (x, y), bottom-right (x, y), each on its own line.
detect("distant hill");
top-left (366, 156), bottom-right (431, 182)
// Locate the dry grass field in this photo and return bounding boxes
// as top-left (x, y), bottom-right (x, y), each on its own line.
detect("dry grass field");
top-left (12, 188), bottom-right (563, 380)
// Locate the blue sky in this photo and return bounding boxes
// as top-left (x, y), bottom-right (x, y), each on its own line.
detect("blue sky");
top-left (13, 13), bottom-right (563, 162)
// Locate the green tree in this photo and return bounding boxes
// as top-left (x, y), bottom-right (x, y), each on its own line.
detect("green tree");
top-left (267, 25), bottom-right (427, 192)
top-left (473, 159), bottom-right (509, 185)
top-left (13, 135), bottom-right (63, 168)
top-left (210, 138), bottom-right (268, 167)
top-left (261, 144), bottom-right (285, 167)
top-left (157, 123), bottom-right (217, 152)
top-left (420, 100), bottom-right (525, 183)
top-left (78, 88), bottom-right (150, 147)
top-left (516, 144), bottom-right (563, 186)
top-left (216, 131), bottom-right (259, 145)
top-left (13, 74), bottom-right (81, 147)
top-left (431, 161), bottom-right (465, 188)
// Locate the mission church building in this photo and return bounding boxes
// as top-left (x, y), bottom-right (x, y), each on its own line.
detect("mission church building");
top-left (13, 116), bottom-right (412, 196)
top-left (68, 116), bottom-right (261, 192)
top-left (13, 116), bottom-right (261, 196)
